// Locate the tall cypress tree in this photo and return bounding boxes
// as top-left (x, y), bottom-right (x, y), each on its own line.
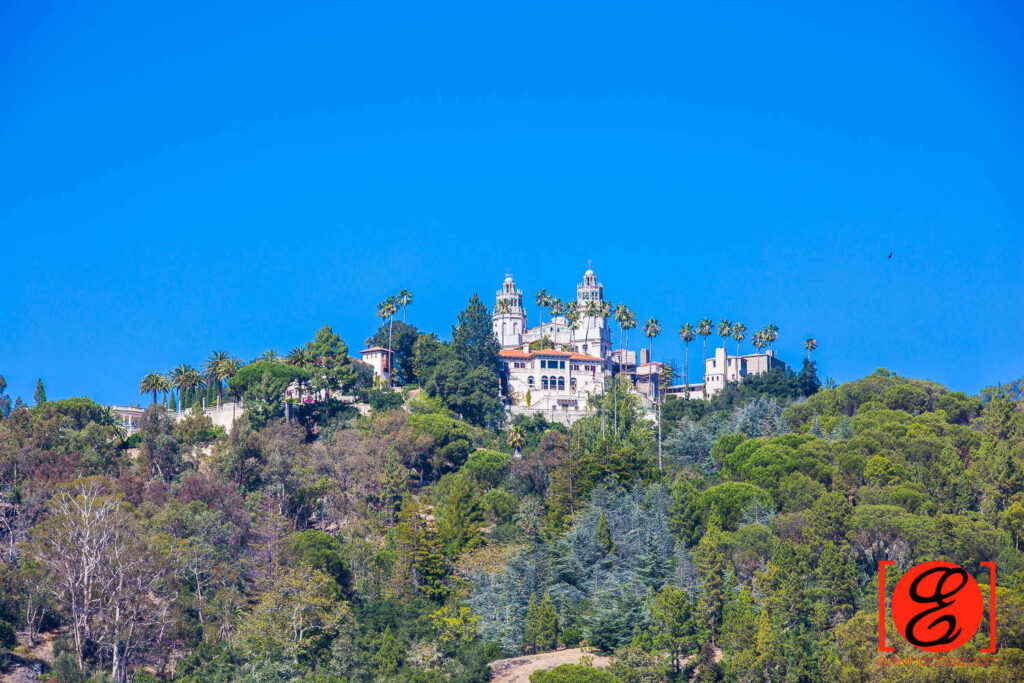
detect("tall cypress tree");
top-left (33, 378), bottom-right (46, 405)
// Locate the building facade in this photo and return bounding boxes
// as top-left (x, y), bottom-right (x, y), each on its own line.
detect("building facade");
top-left (492, 269), bottom-right (613, 360)
top-left (499, 347), bottom-right (606, 419)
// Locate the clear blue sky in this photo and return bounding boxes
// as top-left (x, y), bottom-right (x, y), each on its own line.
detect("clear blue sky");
top-left (2, 1), bottom-right (1022, 405)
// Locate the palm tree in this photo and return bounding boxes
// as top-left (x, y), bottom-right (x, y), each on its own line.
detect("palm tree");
top-left (139, 372), bottom-right (167, 406)
top-left (378, 297), bottom-right (399, 388)
top-left (286, 347), bottom-right (311, 402)
top-left (398, 289), bottom-right (413, 323)
top-left (494, 298), bottom-right (512, 316)
top-left (180, 368), bottom-right (205, 409)
top-left (534, 289), bottom-right (550, 330)
top-left (751, 331), bottom-right (767, 355)
top-left (508, 427), bottom-right (526, 459)
top-left (696, 318), bottom-right (713, 399)
top-left (203, 351), bottom-right (234, 409)
top-left (565, 301), bottom-right (580, 348)
top-left (643, 318), bottom-right (661, 358)
top-left (804, 337), bottom-right (818, 360)
top-left (581, 300), bottom-right (599, 354)
top-left (765, 323), bottom-right (779, 354)
top-left (678, 323), bottom-right (695, 398)
top-left (169, 363), bottom-right (195, 413)
top-left (731, 322), bottom-right (747, 357)
top-left (256, 350), bottom-right (282, 363)
top-left (100, 406), bottom-right (128, 442)
top-left (223, 357), bottom-right (241, 402)
top-left (622, 310), bottom-right (637, 370)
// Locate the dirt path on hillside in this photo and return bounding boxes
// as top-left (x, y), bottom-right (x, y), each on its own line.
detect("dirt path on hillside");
top-left (489, 648), bottom-right (612, 683)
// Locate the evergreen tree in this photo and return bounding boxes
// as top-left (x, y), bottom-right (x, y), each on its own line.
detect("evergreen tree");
top-left (33, 378), bottom-right (46, 405)
top-left (374, 626), bottom-right (402, 676)
top-left (437, 474), bottom-right (484, 558)
top-left (523, 591), bottom-right (560, 653)
top-left (815, 540), bottom-right (858, 626)
top-left (379, 449), bottom-right (409, 526)
top-left (693, 506), bottom-right (730, 646)
top-left (596, 510), bottom-right (614, 554)
top-left (651, 584), bottom-right (695, 673)
top-left (414, 517), bottom-right (448, 601)
top-left (451, 293), bottom-right (500, 373)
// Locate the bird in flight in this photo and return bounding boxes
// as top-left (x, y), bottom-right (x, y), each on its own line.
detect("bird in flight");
top-left (888, 252), bottom-right (893, 259)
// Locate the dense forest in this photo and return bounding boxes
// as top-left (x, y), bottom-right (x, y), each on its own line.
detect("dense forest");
top-left (1, 296), bottom-right (1023, 682)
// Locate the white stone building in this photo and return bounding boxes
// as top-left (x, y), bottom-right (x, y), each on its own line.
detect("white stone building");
top-left (665, 346), bottom-right (787, 398)
top-left (492, 269), bottom-right (613, 360)
top-left (360, 346), bottom-right (393, 387)
top-left (499, 347), bottom-right (606, 423)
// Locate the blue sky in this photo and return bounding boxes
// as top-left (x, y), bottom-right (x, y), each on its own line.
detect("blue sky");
top-left (1, 1), bottom-right (1022, 405)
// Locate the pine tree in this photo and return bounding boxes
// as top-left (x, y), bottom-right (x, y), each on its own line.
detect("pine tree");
top-left (379, 449), bottom-right (409, 526)
top-left (168, 391), bottom-right (177, 412)
top-left (815, 540), bottom-right (858, 626)
top-left (596, 510), bottom-right (614, 554)
top-left (524, 591), bottom-right (560, 652)
top-left (33, 378), bottom-right (46, 405)
top-left (451, 293), bottom-right (501, 373)
top-left (693, 506), bottom-right (730, 646)
top-left (437, 474), bottom-right (483, 558)
top-left (374, 625), bottom-right (402, 676)
top-left (414, 518), bottom-right (448, 601)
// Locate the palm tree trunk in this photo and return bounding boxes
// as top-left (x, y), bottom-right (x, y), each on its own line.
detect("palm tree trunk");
top-left (702, 337), bottom-right (708, 399)
top-left (152, 390), bottom-right (157, 405)
top-left (685, 344), bottom-right (690, 399)
top-left (387, 315), bottom-right (395, 389)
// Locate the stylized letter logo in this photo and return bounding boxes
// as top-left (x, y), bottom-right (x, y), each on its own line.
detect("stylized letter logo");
top-left (890, 561), bottom-right (984, 653)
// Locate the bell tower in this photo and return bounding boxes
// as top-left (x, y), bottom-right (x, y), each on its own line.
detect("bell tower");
top-left (493, 272), bottom-right (527, 348)
top-left (575, 263), bottom-right (612, 359)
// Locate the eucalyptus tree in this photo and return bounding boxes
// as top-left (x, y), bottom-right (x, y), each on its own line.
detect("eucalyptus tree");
top-left (804, 337), bottom-right (818, 360)
top-left (398, 289), bottom-right (414, 323)
top-left (731, 322), bottom-right (747, 357)
top-left (139, 372), bottom-right (168, 406)
top-left (678, 323), bottom-right (695, 398)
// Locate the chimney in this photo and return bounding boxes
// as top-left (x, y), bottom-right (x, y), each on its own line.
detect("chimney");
top-left (639, 348), bottom-right (650, 365)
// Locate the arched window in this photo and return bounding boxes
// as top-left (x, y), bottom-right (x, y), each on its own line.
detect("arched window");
top-left (541, 376), bottom-right (548, 390)
top-left (558, 377), bottom-right (565, 390)
top-left (528, 376), bottom-right (535, 388)
top-left (570, 377), bottom-right (577, 391)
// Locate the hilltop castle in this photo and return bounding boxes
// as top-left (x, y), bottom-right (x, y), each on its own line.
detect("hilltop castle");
top-left (492, 266), bottom-right (787, 424)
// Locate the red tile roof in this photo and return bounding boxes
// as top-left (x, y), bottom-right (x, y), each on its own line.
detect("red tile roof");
top-left (499, 349), bottom-right (604, 362)
top-left (361, 346), bottom-right (392, 354)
